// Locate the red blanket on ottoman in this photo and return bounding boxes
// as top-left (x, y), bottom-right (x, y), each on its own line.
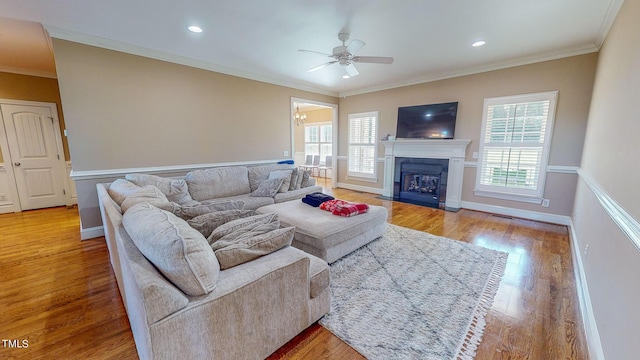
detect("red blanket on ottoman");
top-left (320, 199), bottom-right (369, 217)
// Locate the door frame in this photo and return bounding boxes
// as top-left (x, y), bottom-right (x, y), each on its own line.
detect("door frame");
top-left (0, 99), bottom-right (69, 213)
top-left (290, 97), bottom-right (338, 188)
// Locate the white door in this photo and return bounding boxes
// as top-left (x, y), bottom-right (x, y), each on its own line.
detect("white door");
top-left (0, 103), bottom-right (66, 210)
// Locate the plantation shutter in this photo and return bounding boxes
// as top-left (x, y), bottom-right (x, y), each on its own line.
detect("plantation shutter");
top-left (475, 92), bottom-right (557, 203)
top-left (348, 112), bottom-right (378, 178)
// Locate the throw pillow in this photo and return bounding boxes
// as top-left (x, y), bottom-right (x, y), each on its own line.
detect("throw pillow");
top-left (213, 227), bottom-right (295, 270)
top-left (107, 179), bottom-right (140, 206)
top-left (187, 209), bottom-right (255, 238)
top-left (288, 168), bottom-right (299, 191)
top-left (268, 169), bottom-right (293, 193)
top-left (295, 169), bottom-right (305, 190)
top-left (125, 173), bottom-right (197, 206)
top-left (300, 170), bottom-right (311, 188)
top-left (178, 200), bottom-right (245, 219)
top-left (122, 202), bottom-right (220, 296)
top-left (120, 185), bottom-right (171, 213)
top-left (250, 178), bottom-right (284, 197)
top-left (208, 213), bottom-right (279, 244)
top-left (210, 220), bottom-right (280, 251)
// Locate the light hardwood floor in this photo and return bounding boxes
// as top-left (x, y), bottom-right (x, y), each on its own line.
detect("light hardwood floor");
top-left (0, 180), bottom-right (588, 359)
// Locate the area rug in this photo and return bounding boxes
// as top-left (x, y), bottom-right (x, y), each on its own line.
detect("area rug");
top-left (319, 224), bottom-right (508, 360)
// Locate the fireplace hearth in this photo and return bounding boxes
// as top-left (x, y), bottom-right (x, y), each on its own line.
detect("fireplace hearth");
top-left (394, 158), bottom-right (449, 209)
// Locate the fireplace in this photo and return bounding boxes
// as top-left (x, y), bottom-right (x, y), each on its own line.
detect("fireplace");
top-left (382, 139), bottom-right (470, 211)
top-left (394, 158), bottom-right (449, 209)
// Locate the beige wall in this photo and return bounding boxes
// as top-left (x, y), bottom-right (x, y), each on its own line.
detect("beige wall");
top-left (293, 107), bottom-right (333, 154)
top-left (0, 71), bottom-right (70, 162)
top-left (338, 53), bottom-right (598, 216)
top-left (572, 0), bottom-right (640, 358)
top-left (52, 39), bottom-right (337, 229)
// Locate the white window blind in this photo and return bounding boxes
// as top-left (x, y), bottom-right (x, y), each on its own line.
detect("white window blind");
top-left (475, 91), bottom-right (558, 203)
top-left (348, 112), bottom-right (378, 179)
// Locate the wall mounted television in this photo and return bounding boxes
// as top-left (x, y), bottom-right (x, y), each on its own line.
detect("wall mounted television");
top-left (395, 101), bottom-right (458, 139)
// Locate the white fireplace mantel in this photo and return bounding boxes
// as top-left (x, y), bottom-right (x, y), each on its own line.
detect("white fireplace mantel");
top-left (381, 139), bottom-right (471, 210)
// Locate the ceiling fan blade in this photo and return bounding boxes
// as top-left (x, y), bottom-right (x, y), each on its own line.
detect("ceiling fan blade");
top-left (344, 62), bottom-right (360, 77)
top-left (352, 56), bottom-right (394, 64)
top-left (298, 49), bottom-right (333, 57)
top-left (346, 39), bottom-right (365, 55)
top-left (308, 61), bottom-right (337, 72)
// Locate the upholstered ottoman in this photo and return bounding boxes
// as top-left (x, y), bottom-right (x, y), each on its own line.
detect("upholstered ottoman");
top-left (256, 200), bottom-right (388, 263)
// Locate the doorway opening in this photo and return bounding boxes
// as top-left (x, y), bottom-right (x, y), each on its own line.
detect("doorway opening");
top-left (290, 98), bottom-right (337, 188)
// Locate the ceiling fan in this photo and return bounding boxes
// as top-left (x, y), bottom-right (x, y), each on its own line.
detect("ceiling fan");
top-left (298, 33), bottom-right (394, 77)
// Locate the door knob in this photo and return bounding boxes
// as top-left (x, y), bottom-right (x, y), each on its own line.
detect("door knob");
top-left (14, 162), bottom-right (20, 166)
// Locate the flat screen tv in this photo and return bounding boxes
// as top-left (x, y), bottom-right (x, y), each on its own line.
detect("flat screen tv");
top-left (396, 101), bottom-right (458, 139)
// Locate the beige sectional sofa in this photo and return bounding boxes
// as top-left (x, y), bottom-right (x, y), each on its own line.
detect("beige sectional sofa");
top-left (96, 163), bottom-right (330, 360)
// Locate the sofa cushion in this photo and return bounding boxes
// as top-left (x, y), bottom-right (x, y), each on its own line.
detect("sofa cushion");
top-left (288, 168), bottom-right (299, 191)
top-left (208, 213), bottom-right (279, 243)
top-left (122, 202), bottom-right (220, 296)
top-left (251, 177), bottom-right (284, 198)
top-left (213, 226), bottom-right (295, 270)
top-left (187, 209), bottom-right (255, 238)
top-left (125, 173), bottom-right (197, 206)
top-left (185, 166), bottom-right (251, 201)
top-left (308, 255), bottom-right (330, 299)
top-left (300, 170), bottom-right (311, 188)
top-left (120, 185), bottom-right (171, 213)
top-left (212, 220), bottom-right (280, 246)
top-left (247, 164), bottom-right (294, 192)
top-left (178, 200), bottom-right (245, 219)
top-left (108, 179), bottom-right (141, 206)
top-left (208, 193), bottom-right (275, 210)
top-left (268, 170), bottom-right (293, 193)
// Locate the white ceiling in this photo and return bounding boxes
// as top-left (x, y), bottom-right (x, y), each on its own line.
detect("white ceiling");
top-left (0, 0), bottom-right (623, 97)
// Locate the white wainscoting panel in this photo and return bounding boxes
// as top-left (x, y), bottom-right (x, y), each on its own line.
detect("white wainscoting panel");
top-left (0, 163), bottom-right (18, 213)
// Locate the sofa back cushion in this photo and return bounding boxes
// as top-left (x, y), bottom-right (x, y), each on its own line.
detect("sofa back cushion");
top-left (185, 166), bottom-right (251, 201)
top-left (108, 179), bottom-right (141, 206)
top-left (247, 164), bottom-right (293, 192)
top-left (125, 173), bottom-right (197, 206)
top-left (122, 202), bottom-right (220, 296)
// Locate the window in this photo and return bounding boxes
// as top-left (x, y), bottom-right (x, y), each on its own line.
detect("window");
top-left (304, 122), bottom-right (332, 163)
top-left (348, 111), bottom-right (378, 179)
top-left (475, 91), bottom-right (558, 203)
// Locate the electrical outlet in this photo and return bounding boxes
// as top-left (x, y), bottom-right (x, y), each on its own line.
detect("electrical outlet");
top-left (0, 194), bottom-right (7, 202)
top-left (584, 244), bottom-right (590, 258)
top-left (283, 150), bottom-right (289, 157)
top-left (541, 199), bottom-right (550, 207)
top-left (472, 152), bottom-right (479, 159)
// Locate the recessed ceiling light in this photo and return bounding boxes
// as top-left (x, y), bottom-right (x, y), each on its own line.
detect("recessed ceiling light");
top-left (188, 25), bottom-right (203, 33)
top-left (342, 75), bottom-right (350, 79)
top-left (472, 40), bottom-right (486, 47)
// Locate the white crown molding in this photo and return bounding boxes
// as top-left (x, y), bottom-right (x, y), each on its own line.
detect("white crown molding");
top-left (70, 159), bottom-right (285, 181)
top-left (577, 168), bottom-right (640, 251)
top-left (595, 0), bottom-right (625, 48)
top-left (44, 25), bottom-right (339, 98)
top-left (0, 65), bottom-right (57, 79)
top-left (339, 44), bottom-right (599, 98)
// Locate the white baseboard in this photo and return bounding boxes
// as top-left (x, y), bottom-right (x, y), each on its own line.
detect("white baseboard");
top-left (81, 225), bottom-right (104, 240)
top-left (568, 221), bottom-right (605, 360)
top-left (460, 200), bottom-right (571, 225)
top-left (335, 182), bottom-right (384, 195)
